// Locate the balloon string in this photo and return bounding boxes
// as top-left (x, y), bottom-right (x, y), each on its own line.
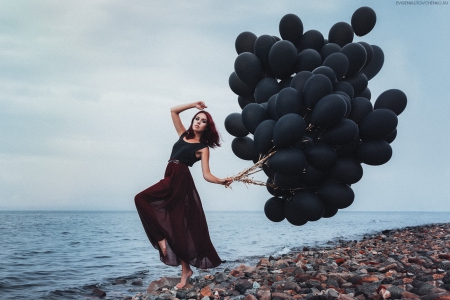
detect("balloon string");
top-left (226, 151), bottom-right (277, 189)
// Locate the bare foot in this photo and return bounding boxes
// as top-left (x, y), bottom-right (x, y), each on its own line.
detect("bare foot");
top-left (157, 239), bottom-right (167, 256)
top-left (175, 269), bottom-right (193, 289)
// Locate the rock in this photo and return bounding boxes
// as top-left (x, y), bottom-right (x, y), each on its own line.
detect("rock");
top-left (296, 274), bottom-right (312, 283)
top-left (215, 273), bottom-right (228, 284)
top-left (361, 276), bottom-right (379, 283)
top-left (272, 292), bottom-right (294, 300)
top-left (253, 282), bottom-right (260, 289)
top-left (325, 288), bottom-right (340, 299)
top-left (132, 278), bottom-right (143, 286)
top-left (93, 288), bottom-right (106, 297)
top-left (386, 285), bottom-right (404, 299)
top-left (256, 289), bottom-right (271, 300)
top-left (201, 296), bottom-right (210, 300)
top-left (176, 290), bottom-right (187, 299)
top-left (205, 274), bottom-right (215, 281)
top-left (244, 294), bottom-right (257, 300)
top-left (147, 277), bottom-right (181, 294)
top-left (401, 291), bottom-right (421, 299)
top-left (355, 282), bottom-right (379, 298)
top-left (115, 278), bottom-right (127, 284)
top-left (379, 263), bottom-right (398, 272)
top-left (186, 291), bottom-right (198, 299)
top-left (201, 286), bottom-right (213, 297)
top-left (272, 280), bottom-right (301, 292)
top-left (235, 279), bottom-right (253, 294)
top-left (325, 278), bottom-right (339, 289)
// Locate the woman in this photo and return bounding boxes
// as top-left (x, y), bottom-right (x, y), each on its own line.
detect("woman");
top-left (134, 101), bottom-right (232, 289)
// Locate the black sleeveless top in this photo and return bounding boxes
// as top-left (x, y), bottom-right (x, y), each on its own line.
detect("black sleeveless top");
top-left (169, 133), bottom-right (207, 167)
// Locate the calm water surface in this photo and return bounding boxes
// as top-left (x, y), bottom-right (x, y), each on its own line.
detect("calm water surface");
top-left (1, 210), bottom-right (449, 299)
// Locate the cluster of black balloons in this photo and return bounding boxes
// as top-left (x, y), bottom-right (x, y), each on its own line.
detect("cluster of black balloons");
top-left (225, 7), bottom-right (407, 226)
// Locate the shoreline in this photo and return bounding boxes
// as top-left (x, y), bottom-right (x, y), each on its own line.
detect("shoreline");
top-left (131, 222), bottom-right (450, 300)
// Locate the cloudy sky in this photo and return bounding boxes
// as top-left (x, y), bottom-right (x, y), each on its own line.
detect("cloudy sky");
top-left (0, 0), bottom-right (449, 212)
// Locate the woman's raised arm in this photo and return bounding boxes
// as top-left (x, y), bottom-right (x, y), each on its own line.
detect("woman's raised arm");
top-left (170, 101), bottom-right (207, 136)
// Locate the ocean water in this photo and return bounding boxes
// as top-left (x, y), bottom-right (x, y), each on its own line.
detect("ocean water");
top-left (1, 210), bottom-right (449, 300)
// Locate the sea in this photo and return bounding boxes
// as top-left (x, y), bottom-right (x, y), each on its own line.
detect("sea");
top-left (1, 210), bottom-right (449, 300)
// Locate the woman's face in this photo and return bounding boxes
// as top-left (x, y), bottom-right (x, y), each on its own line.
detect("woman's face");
top-left (192, 113), bottom-right (208, 133)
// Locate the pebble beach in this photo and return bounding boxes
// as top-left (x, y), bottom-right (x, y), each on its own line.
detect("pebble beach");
top-left (125, 223), bottom-right (450, 300)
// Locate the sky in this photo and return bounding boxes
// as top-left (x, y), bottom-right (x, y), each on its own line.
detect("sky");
top-left (0, 0), bottom-right (449, 212)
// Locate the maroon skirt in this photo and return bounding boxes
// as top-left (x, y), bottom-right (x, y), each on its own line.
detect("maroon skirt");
top-left (134, 161), bottom-right (222, 268)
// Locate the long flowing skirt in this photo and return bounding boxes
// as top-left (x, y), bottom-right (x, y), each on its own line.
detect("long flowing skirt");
top-left (134, 161), bottom-right (222, 268)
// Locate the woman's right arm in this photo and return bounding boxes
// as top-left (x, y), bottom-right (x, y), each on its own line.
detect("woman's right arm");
top-left (170, 101), bottom-right (207, 136)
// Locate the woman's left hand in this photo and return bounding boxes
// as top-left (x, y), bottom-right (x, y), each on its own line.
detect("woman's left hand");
top-left (219, 177), bottom-right (233, 186)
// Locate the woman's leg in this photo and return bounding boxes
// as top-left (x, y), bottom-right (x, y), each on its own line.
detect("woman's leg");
top-left (176, 260), bottom-right (193, 288)
top-left (157, 239), bottom-right (167, 256)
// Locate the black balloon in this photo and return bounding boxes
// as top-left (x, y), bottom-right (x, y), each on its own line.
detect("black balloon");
top-left (274, 173), bottom-right (303, 190)
top-left (320, 43), bottom-right (341, 60)
top-left (312, 66), bottom-right (337, 84)
top-left (359, 108), bottom-right (398, 140)
top-left (374, 89), bottom-right (407, 116)
top-left (304, 142), bottom-right (337, 170)
top-left (235, 31), bottom-right (257, 54)
top-left (351, 6), bottom-right (376, 37)
top-left (234, 52), bottom-right (263, 86)
top-left (224, 113), bottom-right (249, 138)
top-left (290, 71), bottom-right (314, 93)
top-left (356, 139), bottom-right (392, 165)
top-left (318, 182), bottom-right (354, 209)
top-left (279, 77), bottom-right (293, 89)
top-left (330, 157), bottom-right (363, 184)
top-left (267, 177), bottom-right (287, 197)
top-left (238, 95), bottom-right (256, 109)
top-left (348, 96), bottom-right (373, 124)
top-left (269, 40), bottom-right (297, 79)
top-left (231, 136), bottom-right (258, 161)
top-left (334, 81), bottom-right (354, 99)
top-left (310, 94), bottom-right (347, 127)
top-left (301, 163), bottom-right (328, 187)
top-left (295, 49), bottom-right (322, 72)
top-left (284, 200), bottom-right (308, 226)
top-left (323, 118), bottom-right (359, 145)
top-left (254, 35), bottom-right (277, 71)
top-left (357, 87), bottom-right (371, 100)
top-left (298, 29), bottom-right (324, 52)
top-left (361, 45), bottom-right (384, 80)
top-left (266, 94), bottom-right (279, 120)
top-left (229, 72), bottom-right (254, 96)
top-left (254, 77), bottom-right (280, 104)
top-left (273, 113), bottom-right (306, 148)
top-left (268, 148), bottom-right (306, 175)
top-left (276, 87), bottom-right (303, 117)
top-left (279, 14), bottom-right (304, 45)
top-left (335, 138), bottom-right (360, 158)
top-left (242, 103), bottom-right (268, 134)
top-left (340, 43), bottom-right (367, 76)
top-left (383, 129), bottom-right (397, 144)
top-left (323, 52), bottom-right (349, 81)
top-left (288, 190), bottom-right (325, 221)
top-left (343, 72), bottom-right (368, 95)
top-left (333, 92), bottom-right (351, 117)
top-left (264, 197), bottom-right (285, 222)
top-left (328, 22), bottom-right (354, 47)
top-left (358, 42), bottom-right (374, 67)
top-left (254, 119), bottom-right (276, 154)
top-left (323, 205), bottom-right (338, 218)
top-left (303, 74), bottom-right (333, 109)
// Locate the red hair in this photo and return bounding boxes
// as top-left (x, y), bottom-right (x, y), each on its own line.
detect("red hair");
top-left (185, 111), bottom-right (221, 148)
